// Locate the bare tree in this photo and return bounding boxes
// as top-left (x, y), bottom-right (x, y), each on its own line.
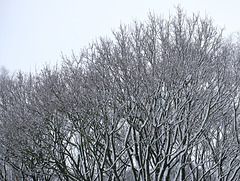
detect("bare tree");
top-left (0, 7), bottom-right (240, 181)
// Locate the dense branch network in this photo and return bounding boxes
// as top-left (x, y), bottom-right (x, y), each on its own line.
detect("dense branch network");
top-left (0, 8), bottom-right (240, 181)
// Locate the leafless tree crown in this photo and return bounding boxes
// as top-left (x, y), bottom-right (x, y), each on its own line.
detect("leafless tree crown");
top-left (0, 8), bottom-right (240, 181)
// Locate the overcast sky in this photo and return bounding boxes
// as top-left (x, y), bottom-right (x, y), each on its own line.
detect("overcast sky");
top-left (1, 0), bottom-right (240, 73)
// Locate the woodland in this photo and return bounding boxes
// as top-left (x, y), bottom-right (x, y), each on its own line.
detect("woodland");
top-left (0, 8), bottom-right (240, 181)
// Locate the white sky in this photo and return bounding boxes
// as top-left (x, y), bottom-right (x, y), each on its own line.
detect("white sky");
top-left (1, 0), bottom-right (240, 73)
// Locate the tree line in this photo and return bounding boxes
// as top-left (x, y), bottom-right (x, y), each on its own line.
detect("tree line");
top-left (0, 8), bottom-right (240, 180)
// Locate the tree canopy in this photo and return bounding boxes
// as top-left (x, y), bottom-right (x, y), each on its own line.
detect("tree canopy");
top-left (0, 8), bottom-right (240, 181)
